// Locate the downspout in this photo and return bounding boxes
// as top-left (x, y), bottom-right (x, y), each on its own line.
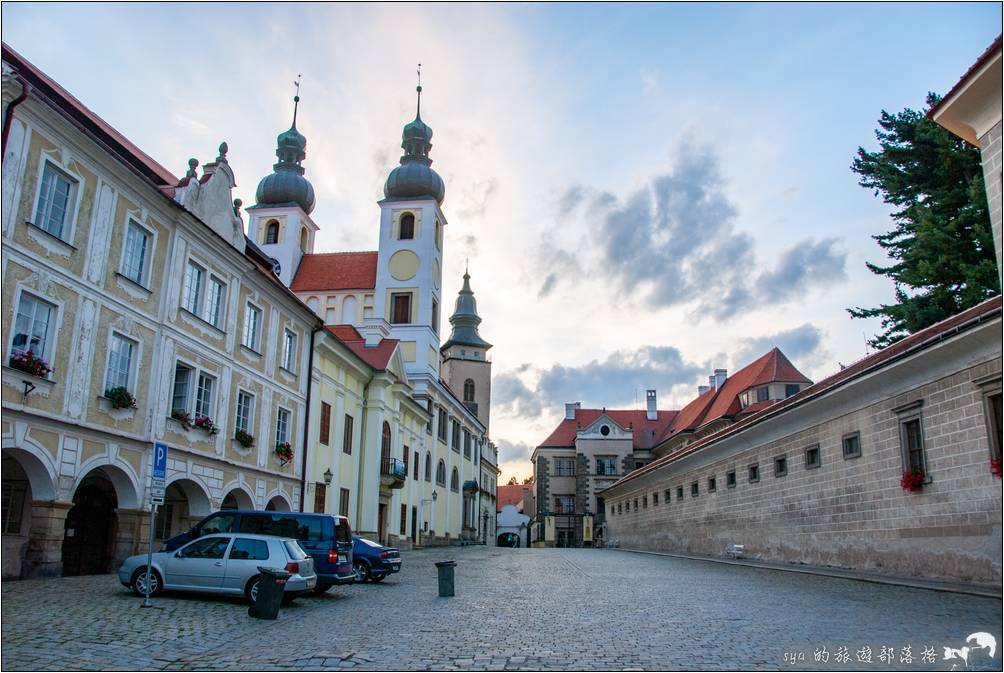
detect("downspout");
top-left (298, 327), bottom-right (319, 511)
top-left (2, 74), bottom-right (30, 154)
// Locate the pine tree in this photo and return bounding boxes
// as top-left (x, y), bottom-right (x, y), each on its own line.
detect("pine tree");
top-left (849, 92), bottom-right (999, 348)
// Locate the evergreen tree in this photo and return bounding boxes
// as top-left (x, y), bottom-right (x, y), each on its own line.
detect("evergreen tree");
top-left (849, 92), bottom-right (999, 348)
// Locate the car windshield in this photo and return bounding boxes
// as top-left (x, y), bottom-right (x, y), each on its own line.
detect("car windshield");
top-left (283, 540), bottom-right (308, 560)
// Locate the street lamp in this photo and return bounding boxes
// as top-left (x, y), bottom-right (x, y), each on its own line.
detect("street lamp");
top-left (323, 468), bottom-right (333, 485)
top-left (419, 490), bottom-right (438, 547)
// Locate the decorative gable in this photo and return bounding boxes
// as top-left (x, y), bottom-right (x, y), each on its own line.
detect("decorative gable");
top-left (173, 143), bottom-right (246, 254)
top-left (577, 414), bottom-right (632, 440)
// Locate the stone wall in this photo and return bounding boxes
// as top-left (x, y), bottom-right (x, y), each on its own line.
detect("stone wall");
top-left (605, 324), bottom-right (1003, 585)
top-left (979, 120), bottom-right (1003, 281)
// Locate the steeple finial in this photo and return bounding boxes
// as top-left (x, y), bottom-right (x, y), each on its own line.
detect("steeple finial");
top-left (292, 74), bottom-right (302, 128)
top-left (416, 63), bottom-right (422, 118)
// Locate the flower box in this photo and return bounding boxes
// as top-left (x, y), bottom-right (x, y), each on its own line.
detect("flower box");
top-left (170, 410), bottom-right (193, 429)
top-left (992, 457), bottom-right (1002, 478)
top-left (193, 416), bottom-right (219, 435)
top-left (103, 386), bottom-right (137, 410)
top-left (900, 468), bottom-right (925, 492)
top-left (234, 429), bottom-right (255, 449)
top-left (9, 350), bottom-right (51, 378)
top-left (275, 441), bottom-right (293, 465)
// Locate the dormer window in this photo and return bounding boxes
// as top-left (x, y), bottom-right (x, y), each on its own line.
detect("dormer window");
top-left (399, 213), bottom-right (415, 240)
top-left (265, 220), bottom-right (279, 244)
top-left (599, 425), bottom-right (611, 436)
top-left (756, 386), bottom-right (769, 403)
top-left (785, 384), bottom-right (800, 398)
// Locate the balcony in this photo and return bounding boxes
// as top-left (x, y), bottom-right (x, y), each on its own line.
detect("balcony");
top-left (380, 456), bottom-right (406, 489)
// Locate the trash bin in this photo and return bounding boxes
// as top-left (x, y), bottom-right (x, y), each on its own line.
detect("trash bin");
top-left (248, 567), bottom-right (291, 619)
top-left (435, 560), bottom-right (457, 597)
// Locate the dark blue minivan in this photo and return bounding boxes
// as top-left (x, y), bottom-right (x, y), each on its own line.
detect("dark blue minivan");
top-left (163, 510), bottom-right (354, 592)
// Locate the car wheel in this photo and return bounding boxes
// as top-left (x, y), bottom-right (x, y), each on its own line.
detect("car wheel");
top-left (370, 573), bottom-right (386, 583)
top-left (352, 560), bottom-right (370, 583)
top-left (312, 583), bottom-right (332, 595)
top-left (245, 575), bottom-right (262, 603)
top-left (130, 568), bottom-right (162, 596)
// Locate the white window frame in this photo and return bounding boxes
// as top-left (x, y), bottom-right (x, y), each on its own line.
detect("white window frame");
top-left (170, 359), bottom-right (218, 418)
top-left (171, 361), bottom-right (194, 414)
top-left (118, 218), bottom-right (156, 288)
top-left (182, 260), bottom-right (205, 315)
top-left (282, 328), bottom-right (297, 373)
top-left (194, 371), bottom-right (216, 419)
top-left (103, 331), bottom-right (138, 393)
top-left (242, 302), bottom-right (263, 353)
top-left (203, 275), bottom-right (227, 328)
top-left (276, 406), bottom-right (291, 445)
top-left (235, 389), bottom-right (255, 434)
top-left (31, 158), bottom-right (81, 244)
top-left (7, 288), bottom-right (61, 372)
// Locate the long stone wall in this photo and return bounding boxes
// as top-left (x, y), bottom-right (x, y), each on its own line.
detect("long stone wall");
top-left (605, 324), bottom-right (1003, 585)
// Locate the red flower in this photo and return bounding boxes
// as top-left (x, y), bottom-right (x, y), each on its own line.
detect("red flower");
top-left (900, 469), bottom-right (925, 492)
top-left (991, 457), bottom-right (1002, 478)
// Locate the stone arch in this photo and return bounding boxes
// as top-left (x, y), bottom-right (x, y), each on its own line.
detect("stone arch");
top-left (265, 491), bottom-right (292, 511)
top-left (265, 219), bottom-right (280, 244)
top-left (220, 482), bottom-right (256, 510)
top-left (72, 460), bottom-right (140, 510)
top-left (1, 441), bottom-right (57, 501)
top-left (164, 475), bottom-right (213, 517)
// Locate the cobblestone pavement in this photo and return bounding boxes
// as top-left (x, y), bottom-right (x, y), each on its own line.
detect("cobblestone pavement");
top-left (2, 547), bottom-right (1001, 671)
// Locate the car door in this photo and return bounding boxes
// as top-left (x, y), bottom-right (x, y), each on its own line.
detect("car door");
top-left (165, 535), bottom-right (231, 590)
top-left (223, 537), bottom-right (272, 593)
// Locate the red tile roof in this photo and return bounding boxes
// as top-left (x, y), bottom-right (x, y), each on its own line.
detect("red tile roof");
top-left (497, 484), bottom-right (533, 512)
top-left (323, 325), bottom-right (398, 371)
top-left (606, 295), bottom-right (1003, 493)
top-left (538, 409), bottom-right (679, 450)
top-left (928, 34), bottom-right (1003, 120)
top-left (291, 252), bottom-right (378, 292)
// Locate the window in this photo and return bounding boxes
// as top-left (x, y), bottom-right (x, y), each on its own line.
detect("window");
top-left (617, 503), bottom-right (622, 515)
top-left (400, 504), bottom-right (408, 535)
top-left (726, 470), bottom-right (736, 488)
top-left (34, 162), bottom-right (75, 240)
top-left (413, 451), bottom-right (419, 480)
top-left (399, 213), bottom-right (415, 239)
top-left (235, 390), bottom-right (254, 434)
top-left (633, 498), bottom-right (638, 512)
top-left (282, 329), bottom-right (297, 372)
top-left (664, 489), bottom-right (672, 503)
top-left (436, 460), bottom-right (446, 486)
top-left (463, 379), bottom-right (475, 402)
top-left (319, 402), bottom-right (331, 445)
top-left (596, 457), bottom-right (617, 476)
top-left (555, 458), bottom-right (575, 476)
top-left (182, 261), bottom-right (204, 314)
top-left (299, 227), bottom-right (308, 253)
top-left (985, 392), bottom-right (1003, 464)
top-left (785, 384), bottom-right (800, 398)
top-left (652, 492), bottom-right (659, 505)
top-left (451, 467), bottom-right (459, 492)
top-left (243, 303), bottom-right (262, 352)
top-left (774, 455), bottom-right (788, 477)
top-left (195, 372), bottom-right (215, 418)
top-left (756, 386), bottom-right (769, 403)
top-left (842, 432), bottom-right (861, 460)
top-left (708, 476), bottom-right (717, 492)
top-left (403, 446), bottom-right (410, 478)
top-left (805, 444), bottom-right (821, 469)
top-left (748, 463), bottom-right (760, 483)
top-left (381, 422), bottom-right (392, 462)
top-left (463, 431), bottom-right (471, 459)
top-left (104, 333), bottom-right (135, 392)
top-left (676, 486), bottom-right (684, 500)
top-left (437, 409), bottom-right (448, 442)
top-left (642, 495), bottom-right (648, 509)
top-left (901, 418), bottom-right (927, 474)
top-left (555, 495), bottom-right (574, 513)
top-left (425, 452), bottom-right (432, 482)
top-left (452, 420), bottom-right (461, 452)
top-left (203, 276), bottom-right (226, 328)
top-left (171, 363), bottom-right (192, 413)
top-left (11, 292), bottom-right (55, 363)
top-left (339, 488), bottom-right (350, 517)
top-left (180, 536), bottom-right (230, 559)
top-left (342, 414), bottom-right (354, 455)
top-left (121, 220), bottom-right (152, 285)
top-left (691, 482), bottom-right (699, 497)
top-left (229, 538), bottom-right (269, 561)
top-left (264, 220), bottom-right (280, 244)
top-left (391, 293), bottom-right (412, 324)
top-left (276, 407), bottom-right (291, 445)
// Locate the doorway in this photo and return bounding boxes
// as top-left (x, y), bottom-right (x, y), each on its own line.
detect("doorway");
top-left (411, 506), bottom-right (417, 545)
top-left (62, 471), bottom-right (118, 576)
top-left (377, 504), bottom-right (386, 545)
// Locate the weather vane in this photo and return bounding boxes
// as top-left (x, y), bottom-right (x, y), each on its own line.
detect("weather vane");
top-left (292, 74), bottom-right (302, 126)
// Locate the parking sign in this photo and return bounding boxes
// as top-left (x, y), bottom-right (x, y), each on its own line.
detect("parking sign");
top-left (152, 442), bottom-right (168, 480)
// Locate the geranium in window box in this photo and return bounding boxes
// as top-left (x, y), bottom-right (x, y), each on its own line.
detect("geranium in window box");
top-left (900, 468), bottom-right (925, 492)
top-left (193, 416), bottom-right (220, 435)
top-left (234, 429), bottom-right (255, 449)
top-left (9, 349), bottom-right (51, 378)
top-left (274, 441), bottom-right (294, 465)
top-left (171, 410), bottom-right (193, 429)
top-left (992, 457), bottom-right (1002, 478)
top-left (103, 386), bottom-right (137, 410)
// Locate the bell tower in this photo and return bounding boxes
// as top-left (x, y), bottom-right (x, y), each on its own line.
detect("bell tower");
top-left (440, 267), bottom-right (493, 432)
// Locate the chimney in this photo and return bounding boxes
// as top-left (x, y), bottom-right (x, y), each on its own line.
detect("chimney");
top-left (698, 385), bottom-right (710, 395)
top-left (646, 389), bottom-right (657, 421)
top-left (709, 375), bottom-right (717, 389)
top-left (564, 402), bottom-right (581, 421)
top-left (714, 368), bottom-right (727, 389)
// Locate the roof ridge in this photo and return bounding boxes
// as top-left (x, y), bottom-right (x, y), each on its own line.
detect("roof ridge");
top-left (303, 250), bottom-right (379, 257)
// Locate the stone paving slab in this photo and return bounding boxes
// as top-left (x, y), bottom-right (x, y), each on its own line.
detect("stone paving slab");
top-left (2, 547), bottom-right (1001, 671)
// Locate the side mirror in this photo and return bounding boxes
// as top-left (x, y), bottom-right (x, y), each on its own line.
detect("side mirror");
top-left (174, 551), bottom-right (183, 558)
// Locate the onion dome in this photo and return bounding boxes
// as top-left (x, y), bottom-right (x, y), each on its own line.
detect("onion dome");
top-left (442, 268), bottom-right (492, 351)
top-left (384, 83), bottom-right (445, 204)
top-left (255, 88), bottom-right (316, 214)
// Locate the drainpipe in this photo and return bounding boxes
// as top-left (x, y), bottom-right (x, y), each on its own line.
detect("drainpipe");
top-left (2, 74), bottom-right (30, 154)
top-left (298, 327), bottom-right (319, 511)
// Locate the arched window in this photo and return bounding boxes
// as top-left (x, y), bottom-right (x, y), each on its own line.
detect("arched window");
top-left (381, 422), bottom-right (392, 463)
top-left (463, 379), bottom-right (475, 402)
top-left (399, 213), bottom-right (415, 240)
top-left (450, 467), bottom-right (459, 492)
top-left (265, 220), bottom-right (279, 244)
top-left (436, 459), bottom-right (446, 486)
top-left (425, 452), bottom-right (432, 482)
top-left (299, 227), bottom-right (309, 253)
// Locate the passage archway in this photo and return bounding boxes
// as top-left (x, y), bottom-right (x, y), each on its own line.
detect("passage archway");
top-left (62, 469), bottom-right (120, 576)
top-left (155, 478), bottom-right (212, 544)
top-left (221, 488), bottom-right (255, 511)
top-left (265, 495), bottom-right (291, 512)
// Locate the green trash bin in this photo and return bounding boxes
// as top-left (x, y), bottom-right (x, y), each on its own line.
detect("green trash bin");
top-left (248, 567), bottom-right (291, 619)
top-left (435, 560), bottom-right (456, 597)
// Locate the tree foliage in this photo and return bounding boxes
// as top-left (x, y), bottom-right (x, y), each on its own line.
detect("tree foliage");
top-left (849, 92), bottom-right (999, 348)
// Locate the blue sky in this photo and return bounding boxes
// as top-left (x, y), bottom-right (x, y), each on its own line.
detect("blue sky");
top-left (3, 2), bottom-right (1000, 479)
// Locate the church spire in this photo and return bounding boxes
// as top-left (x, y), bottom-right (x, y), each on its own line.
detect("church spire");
top-left (254, 76), bottom-right (315, 214)
top-left (383, 66), bottom-right (445, 204)
top-left (442, 268), bottom-right (492, 351)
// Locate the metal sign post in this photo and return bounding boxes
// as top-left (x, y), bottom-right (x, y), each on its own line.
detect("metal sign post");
top-left (142, 442), bottom-right (169, 608)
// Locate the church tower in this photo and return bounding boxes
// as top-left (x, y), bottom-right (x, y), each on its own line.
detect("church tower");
top-left (246, 83), bottom-right (318, 287)
top-left (373, 79), bottom-right (447, 379)
top-left (441, 268), bottom-right (493, 431)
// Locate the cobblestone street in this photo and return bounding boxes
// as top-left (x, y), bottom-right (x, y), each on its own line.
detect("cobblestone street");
top-left (2, 547), bottom-right (1001, 671)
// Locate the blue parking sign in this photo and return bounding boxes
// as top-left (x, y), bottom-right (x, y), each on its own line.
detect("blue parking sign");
top-left (152, 442), bottom-right (168, 480)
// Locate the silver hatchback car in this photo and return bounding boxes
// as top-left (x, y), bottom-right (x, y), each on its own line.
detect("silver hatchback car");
top-left (118, 533), bottom-right (316, 602)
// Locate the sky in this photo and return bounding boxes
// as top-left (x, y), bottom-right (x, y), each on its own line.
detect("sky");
top-left (3, 2), bottom-right (1000, 482)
